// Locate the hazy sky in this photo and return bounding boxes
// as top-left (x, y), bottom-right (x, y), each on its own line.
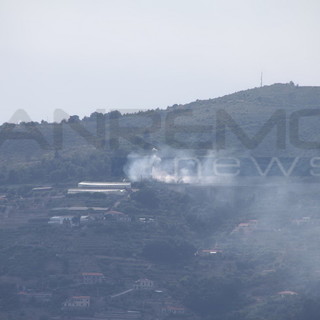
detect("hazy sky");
top-left (0, 0), bottom-right (319, 123)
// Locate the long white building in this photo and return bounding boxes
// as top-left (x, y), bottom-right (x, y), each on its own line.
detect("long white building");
top-left (67, 188), bottom-right (127, 195)
top-left (78, 181), bottom-right (131, 189)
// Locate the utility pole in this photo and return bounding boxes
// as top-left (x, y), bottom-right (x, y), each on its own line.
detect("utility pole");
top-left (260, 72), bottom-right (263, 87)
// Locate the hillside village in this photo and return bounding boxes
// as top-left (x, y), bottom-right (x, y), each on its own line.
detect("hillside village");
top-left (0, 0), bottom-right (318, 310)
top-left (0, 180), bottom-right (194, 320)
top-left (1, 177), bottom-right (320, 320)
top-left (0, 84), bottom-right (320, 319)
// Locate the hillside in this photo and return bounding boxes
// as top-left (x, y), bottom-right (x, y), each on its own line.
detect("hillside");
top-left (0, 83), bottom-right (320, 319)
top-left (0, 82), bottom-right (320, 185)
top-left (0, 179), bottom-right (320, 319)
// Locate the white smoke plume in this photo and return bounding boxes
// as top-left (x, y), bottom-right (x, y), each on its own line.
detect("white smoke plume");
top-left (124, 149), bottom-right (182, 183)
top-left (124, 148), bottom-right (231, 184)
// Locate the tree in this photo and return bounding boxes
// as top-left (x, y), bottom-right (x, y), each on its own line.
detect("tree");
top-left (142, 239), bottom-right (195, 264)
top-left (184, 276), bottom-right (244, 317)
top-left (0, 283), bottom-right (19, 310)
top-left (131, 188), bottom-right (159, 209)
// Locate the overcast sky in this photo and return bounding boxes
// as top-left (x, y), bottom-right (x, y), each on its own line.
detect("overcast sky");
top-left (0, 0), bottom-right (319, 123)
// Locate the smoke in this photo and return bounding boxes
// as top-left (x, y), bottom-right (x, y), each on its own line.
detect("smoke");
top-left (124, 149), bottom-right (187, 183)
top-left (124, 147), bottom-right (320, 301)
top-left (124, 151), bottom-right (177, 183)
top-left (124, 148), bottom-right (228, 184)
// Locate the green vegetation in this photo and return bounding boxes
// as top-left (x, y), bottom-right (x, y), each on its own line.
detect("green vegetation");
top-left (0, 84), bottom-right (319, 319)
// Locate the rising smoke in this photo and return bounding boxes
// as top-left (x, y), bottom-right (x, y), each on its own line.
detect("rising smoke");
top-left (124, 148), bottom-right (226, 184)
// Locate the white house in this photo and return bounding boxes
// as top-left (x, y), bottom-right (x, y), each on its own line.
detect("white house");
top-left (133, 278), bottom-right (154, 290)
top-left (80, 272), bottom-right (105, 284)
top-left (277, 291), bottom-right (298, 298)
top-left (48, 216), bottom-right (75, 225)
top-left (63, 296), bottom-right (90, 308)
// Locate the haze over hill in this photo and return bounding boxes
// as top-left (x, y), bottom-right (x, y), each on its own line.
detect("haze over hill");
top-left (0, 82), bottom-right (319, 185)
top-left (1, 83), bottom-right (320, 320)
top-left (1, 1), bottom-right (320, 318)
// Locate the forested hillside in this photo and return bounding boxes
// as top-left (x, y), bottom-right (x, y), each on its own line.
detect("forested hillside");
top-left (0, 83), bottom-right (320, 320)
top-left (1, 82), bottom-right (320, 185)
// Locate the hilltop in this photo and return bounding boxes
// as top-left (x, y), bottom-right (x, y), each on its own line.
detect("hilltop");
top-left (0, 82), bottom-right (320, 185)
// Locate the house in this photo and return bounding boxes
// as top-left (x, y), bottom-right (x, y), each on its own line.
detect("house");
top-left (277, 291), bottom-right (298, 298)
top-left (231, 220), bottom-right (258, 234)
top-left (80, 272), bottom-right (105, 284)
top-left (63, 296), bottom-right (90, 308)
top-left (161, 306), bottom-right (186, 315)
top-left (133, 278), bottom-right (154, 290)
top-left (292, 217), bottom-right (311, 226)
top-left (138, 217), bottom-right (156, 223)
top-left (48, 216), bottom-right (75, 225)
top-left (104, 211), bottom-right (131, 222)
